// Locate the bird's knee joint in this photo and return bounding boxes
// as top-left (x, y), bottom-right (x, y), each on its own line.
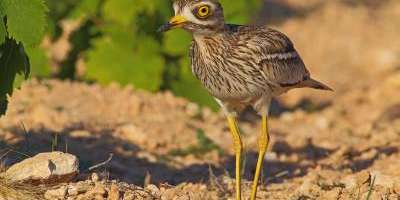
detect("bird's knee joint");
top-left (234, 142), bottom-right (243, 153)
top-left (258, 140), bottom-right (269, 151)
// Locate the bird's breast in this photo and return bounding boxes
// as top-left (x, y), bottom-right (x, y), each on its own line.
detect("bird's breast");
top-left (190, 39), bottom-right (267, 100)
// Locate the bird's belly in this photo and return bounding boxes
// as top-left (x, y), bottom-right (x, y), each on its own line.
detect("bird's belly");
top-left (198, 73), bottom-right (264, 101)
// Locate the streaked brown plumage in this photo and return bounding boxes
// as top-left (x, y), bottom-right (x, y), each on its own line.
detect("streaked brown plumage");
top-left (190, 24), bottom-right (331, 113)
top-left (159, 1), bottom-right (332, 199)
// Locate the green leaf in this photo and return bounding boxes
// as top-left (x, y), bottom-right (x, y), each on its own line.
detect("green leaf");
top-left (102, 0), bottom-right (139, 26)
top-left (1, 0), bottom-right (47, 46)
top-left (100, 24), bottom-right (137, 48)
top-left (131, 39), bottom-right (165, 91)
top-left (86, 28), bottom-right (165, 91)
top-left (26, 46), bottom-right (51, 77)
top-left (0, 18), bottom-right (5, 45)
top-left (0, 39), bottom-right (30, 115)
top-left (163, 29), bottom-right (192, 56)
top-left (0, 4), bottom-right (6, 45)
top-left (151, 0), bottom-right (172, 19)
top-left (220, 0), bottom-right (260, 24)
top-left (68, 0), bottom-right (101, 19)
top-left (0, 1), bottom-right (4, 17)
top-left (12, 73), bottom-right (26, 89)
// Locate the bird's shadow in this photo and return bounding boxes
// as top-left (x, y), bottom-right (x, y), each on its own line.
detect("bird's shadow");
top-left (0, 124), bottom-right (395, 187)
top-left (223, 139), bottom-right (334, 184)
top-left (239, 98), bottom-right (332, 122)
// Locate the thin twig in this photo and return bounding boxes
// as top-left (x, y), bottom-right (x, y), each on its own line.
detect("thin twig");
top-left (365, 175), bottom-right (376, 200)
top-left (0, 149), bottom-right (12, 160)
top-left (88, 153), bottom-right (114, 171)
top-left (3, 146), bottom-right (31, 158)
top-left (266, 170), bottom-right (289, 183)
top-left (20, 121), bottom-right (32, 153)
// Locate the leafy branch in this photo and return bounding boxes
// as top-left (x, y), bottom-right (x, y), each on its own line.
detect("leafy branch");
top-left (0, 0), bottom-right (47, 115)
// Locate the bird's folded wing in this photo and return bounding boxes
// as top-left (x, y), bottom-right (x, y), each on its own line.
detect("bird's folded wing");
top-left (255, 29), bottom-right (310, 87)
top-left (259, 51), bottom-right (310, 88)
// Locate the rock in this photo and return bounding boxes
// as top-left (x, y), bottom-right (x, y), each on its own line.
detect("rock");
top-left (77, 183), bottom-right (106, 200)
top-left (67, 182), bottom-right (92, 196)
top-left (123, 192), bottom-right (136, 200)
top-left (44, 186), bottom-right (68, 200)
top-left (146, 184), bottom-right (160, 197)
top-left (4, 152), bottom-right (79, 184)
top-left (73, 180), bottom-right (93, 194)
top-left (108, 183), bottom-right (120, 200)
top-left (87, 183), bottom-right (106, 197)
top-left (68, 186), bottom-right (79, 196)
top-left (91, 173), bottom-right (100, 182)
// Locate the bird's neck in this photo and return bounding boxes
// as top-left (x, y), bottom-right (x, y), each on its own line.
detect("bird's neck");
top-left (193, 33), bottom-right (225, 50)
top-left (192, 23), bottom-right (230, 38)
top-left (192, 27), bottom-right (228, 42)
top-left (193, 33), bottom-right (222, 40)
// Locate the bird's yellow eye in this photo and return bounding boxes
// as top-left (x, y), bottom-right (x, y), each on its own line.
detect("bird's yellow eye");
top-left (196, 5), bottom-right (210, 18)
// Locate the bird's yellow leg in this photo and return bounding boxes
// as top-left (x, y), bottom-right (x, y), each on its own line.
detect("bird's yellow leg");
top-left (250, 115), bottom-right (270, 200)
top-left (227, 115), bottom-right (243, 200)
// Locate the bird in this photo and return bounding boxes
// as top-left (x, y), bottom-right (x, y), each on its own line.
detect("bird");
top-left (159, 0), bottom-right (332, 199)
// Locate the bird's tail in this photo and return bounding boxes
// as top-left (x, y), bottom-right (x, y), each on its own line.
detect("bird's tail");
top-left (302, 78), bottom-right (333, 91)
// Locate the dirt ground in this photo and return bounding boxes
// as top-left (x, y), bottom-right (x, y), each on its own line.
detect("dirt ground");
top-left (1, 0), bottom-right (400, 199)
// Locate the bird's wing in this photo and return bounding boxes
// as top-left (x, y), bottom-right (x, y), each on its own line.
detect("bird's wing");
top-left (250, 28), bottom-right (311, 88)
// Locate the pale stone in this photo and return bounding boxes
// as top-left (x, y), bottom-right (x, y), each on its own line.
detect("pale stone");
top-left (5, 152), bottom-right (79, 184)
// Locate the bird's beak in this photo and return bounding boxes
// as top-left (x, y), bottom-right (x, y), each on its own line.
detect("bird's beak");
top-left (158, 15), bottom-right (187, 32)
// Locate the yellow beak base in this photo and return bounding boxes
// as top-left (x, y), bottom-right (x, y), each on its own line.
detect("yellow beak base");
top-left (158, 15), bottom-right (187, 32)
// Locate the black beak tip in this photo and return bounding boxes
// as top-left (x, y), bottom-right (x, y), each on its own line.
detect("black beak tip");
top-left (158, 23), bottom-right (171, 32)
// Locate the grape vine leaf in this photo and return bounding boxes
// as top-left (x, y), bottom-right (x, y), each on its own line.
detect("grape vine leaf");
top-left (0, 40), bottom-right (30, 115)
top-left (0, 18), bottom-right (5, 45)
top-left (0, 5), bottom-right (6, 45)
top-left (102, 0), bottom-right (139, 26)
top-left (1, 0), bottom-right (47, 46)
top-left (26, 46), bottom-right (51, 77)
top-left (163, 29), bottom-right (192, 56)
top-left (69, 0), bottom-right (101, 19)
top-left (220, 0), bottom-right (261, 24)
top-left (86, 26), bottom-right (165, 91)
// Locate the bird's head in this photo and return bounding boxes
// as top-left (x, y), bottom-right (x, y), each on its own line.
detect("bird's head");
top-left (158, 0), bottom-right (225, 35)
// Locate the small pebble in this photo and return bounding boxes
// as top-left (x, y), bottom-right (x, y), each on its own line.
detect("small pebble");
top-left (92, 173), bottom-right (100, 182)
